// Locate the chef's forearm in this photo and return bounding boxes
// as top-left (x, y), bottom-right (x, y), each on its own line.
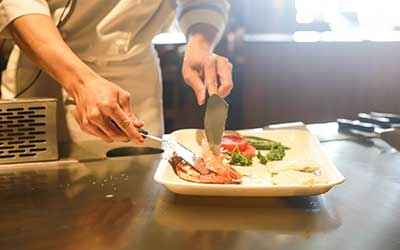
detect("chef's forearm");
top-left (7, 14), bottom-right (96, 94)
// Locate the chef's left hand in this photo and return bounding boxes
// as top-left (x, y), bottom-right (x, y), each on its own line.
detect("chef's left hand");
top-left (182, 34), bottom-right (233, 105)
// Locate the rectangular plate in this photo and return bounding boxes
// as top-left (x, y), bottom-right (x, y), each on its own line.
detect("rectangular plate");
top-left (154, 128), bottom-right (345, 197)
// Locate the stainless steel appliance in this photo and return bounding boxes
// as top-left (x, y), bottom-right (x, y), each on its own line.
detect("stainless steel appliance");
top-left (0, 98), bottom-right (58, 164)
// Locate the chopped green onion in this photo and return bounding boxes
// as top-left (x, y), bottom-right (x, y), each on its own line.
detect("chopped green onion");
top-left (230, 151), bottom-right (253, 166)
top-left (257, 151), bottom-right (268, 165)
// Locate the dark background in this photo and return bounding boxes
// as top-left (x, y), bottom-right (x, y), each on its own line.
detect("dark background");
top-left (1, 0), bottom-right (399, 133)
top-left (159, 0), bottom-right (400, 132)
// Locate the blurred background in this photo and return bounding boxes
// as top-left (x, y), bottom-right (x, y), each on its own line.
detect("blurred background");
top-left (157, 0), bottom-right (400, 132)
top-left (2, 0), bottom-right (400, 133)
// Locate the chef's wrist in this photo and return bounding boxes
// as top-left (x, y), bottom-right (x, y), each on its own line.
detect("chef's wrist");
top-left (188, 33), bottom-right (213, 53)
top-left (58, 61), bottom-right (98, 96)
top-left (187, 24), bottom-right (219, 52)
top-left (34, 42), bottom-right (92, 93)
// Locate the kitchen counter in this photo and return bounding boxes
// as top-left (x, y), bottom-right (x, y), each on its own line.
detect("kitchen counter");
top-left (0, 123), bottom-right (399, 250)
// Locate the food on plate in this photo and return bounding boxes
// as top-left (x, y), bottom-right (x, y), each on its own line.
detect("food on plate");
top-left (221, 132), bottom-right (289, 166)
top-left (169, 141), bottom-right (241, 184)
top-left (244, 135), bottom-right (289, 150)
top-left (221, 132), bottom-right (256, 158)
top-left (268, 161), bottom-right (320, 173)
top-left (246, 135), bottom-right (289, 162)
top-left (272, 170), bottom-right (323, 186)
top-left (220, 132), bottom-right (256, 166)
top-left (256, 145), bottom-right (286, 163)
top-left (230, 151), bottom-right (253, 166)
top-left (169, 130), bottom-right (325, 186)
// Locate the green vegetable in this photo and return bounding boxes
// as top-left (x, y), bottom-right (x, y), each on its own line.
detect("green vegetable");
top-left (244, 135), bottom-right (276, 142)
top-left (230, 151), bottom-right (253, 166)
top-left (257, 151), bottom-right (268, 165)
top-left (245, 136), bottom-right (290, 151)
top-left (253, 138), bottom-right (288, 163)
top-left (226, 136), bottom-right (289, 166)
top-left (266, 143), bottom-right (286, 161)
top-left (247, 140), bottom-right (274, 150)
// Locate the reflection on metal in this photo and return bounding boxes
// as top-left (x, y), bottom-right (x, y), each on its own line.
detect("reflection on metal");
top-left (0, 123), bottom-right (400, 250)
top-left (106, 146), bottom-right (164, 158)
top-left (154, 192), bottom-right (341, 233)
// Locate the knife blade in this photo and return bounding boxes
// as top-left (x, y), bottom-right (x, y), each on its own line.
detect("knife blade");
top-left (204, 95), bottom-right (229, 155)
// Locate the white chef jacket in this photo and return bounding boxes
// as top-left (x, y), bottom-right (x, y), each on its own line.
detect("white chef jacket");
top-left (0, 0), bottom-right (229, 144)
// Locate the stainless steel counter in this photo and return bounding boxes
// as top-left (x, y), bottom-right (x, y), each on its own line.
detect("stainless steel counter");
top-left (0, 123), bottom-right (399, 250)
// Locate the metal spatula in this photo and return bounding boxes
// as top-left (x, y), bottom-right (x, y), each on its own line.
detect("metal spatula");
top-left (139, 129), bottom-right (196, 166)
top-left (204, 95), bottom-right (229, 155)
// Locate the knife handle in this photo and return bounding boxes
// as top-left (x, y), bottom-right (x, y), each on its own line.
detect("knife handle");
top-left (370, 112), bottom-right (400, 123)
top-left (358, 113), bottom-right (392, 129)
top-left (110, 119), bottom-right (150, 136)
top-left (337, 119), bottom-right (375, 133)
top-left (138, 128), bottom-right (149, 138)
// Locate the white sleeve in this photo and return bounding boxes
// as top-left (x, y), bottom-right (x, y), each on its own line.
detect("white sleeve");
top-left (176, 0), bottom-right (230, 40)
top-left (0, 0), bottom-right (50, 38)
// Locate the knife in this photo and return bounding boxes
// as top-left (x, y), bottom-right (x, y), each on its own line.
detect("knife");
top-left (358, 113), bottom-right (392, 129)
top-left (370, 112), bottom-right (400, 124)
top-left (204, 95), bottom-right (229, 155)
top-left (337, 118), bottom-right (400, 151)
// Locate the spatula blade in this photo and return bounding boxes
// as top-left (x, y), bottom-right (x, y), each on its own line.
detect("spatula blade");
top-left (204, 95), bottom-right (229, 154)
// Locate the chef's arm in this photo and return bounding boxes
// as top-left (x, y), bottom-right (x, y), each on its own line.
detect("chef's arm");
top-left (177, 0), bottom-right (233, 105)
top-left (8, 15), bottom-right (94, 94)
top-left (5, 14), bottom-right (144, 143)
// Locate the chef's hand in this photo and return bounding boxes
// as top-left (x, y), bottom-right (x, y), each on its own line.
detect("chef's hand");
top-left (182, 34), bottom-right (233, 105)
top-left (6, 15), bottom-right (144, 144)
top-left (70, 76), bottom-right (144, 143)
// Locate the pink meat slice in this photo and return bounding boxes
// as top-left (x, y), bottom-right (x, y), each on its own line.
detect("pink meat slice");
top-left (169, 146), bottom-right (241, 185)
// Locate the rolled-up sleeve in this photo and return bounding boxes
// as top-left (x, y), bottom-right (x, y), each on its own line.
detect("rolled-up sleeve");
top-left (0, 0), bottom-right (50, 38)
top-left (176, 0), bottom-right (230, 39)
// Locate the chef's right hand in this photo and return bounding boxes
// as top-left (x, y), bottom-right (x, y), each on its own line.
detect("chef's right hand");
top-left (6, 14), bottom-right (143, 143)
top-left (70, 76), bottom-right (144, 143)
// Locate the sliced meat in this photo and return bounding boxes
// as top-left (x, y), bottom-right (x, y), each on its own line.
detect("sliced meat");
top-left (169, 140), bottom-right (242, 185)
top-left (221, 133), bottom-right (256, 158)
top-left (221, 134), bottom-right (248, 152)
top-left (241, 144), bottom-right (256, 157)
top-left (193, 158), bottom-right (211, 175)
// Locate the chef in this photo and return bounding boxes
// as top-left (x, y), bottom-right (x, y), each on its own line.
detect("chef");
top-left (0, 0), bottom-right (233, 144)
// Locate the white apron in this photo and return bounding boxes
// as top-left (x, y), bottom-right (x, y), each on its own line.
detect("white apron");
top-left (1, 0), bottom-right (178, 144)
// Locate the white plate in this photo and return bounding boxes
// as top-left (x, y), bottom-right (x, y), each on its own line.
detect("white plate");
top-left (154, 129), bottom-right (345, 197)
